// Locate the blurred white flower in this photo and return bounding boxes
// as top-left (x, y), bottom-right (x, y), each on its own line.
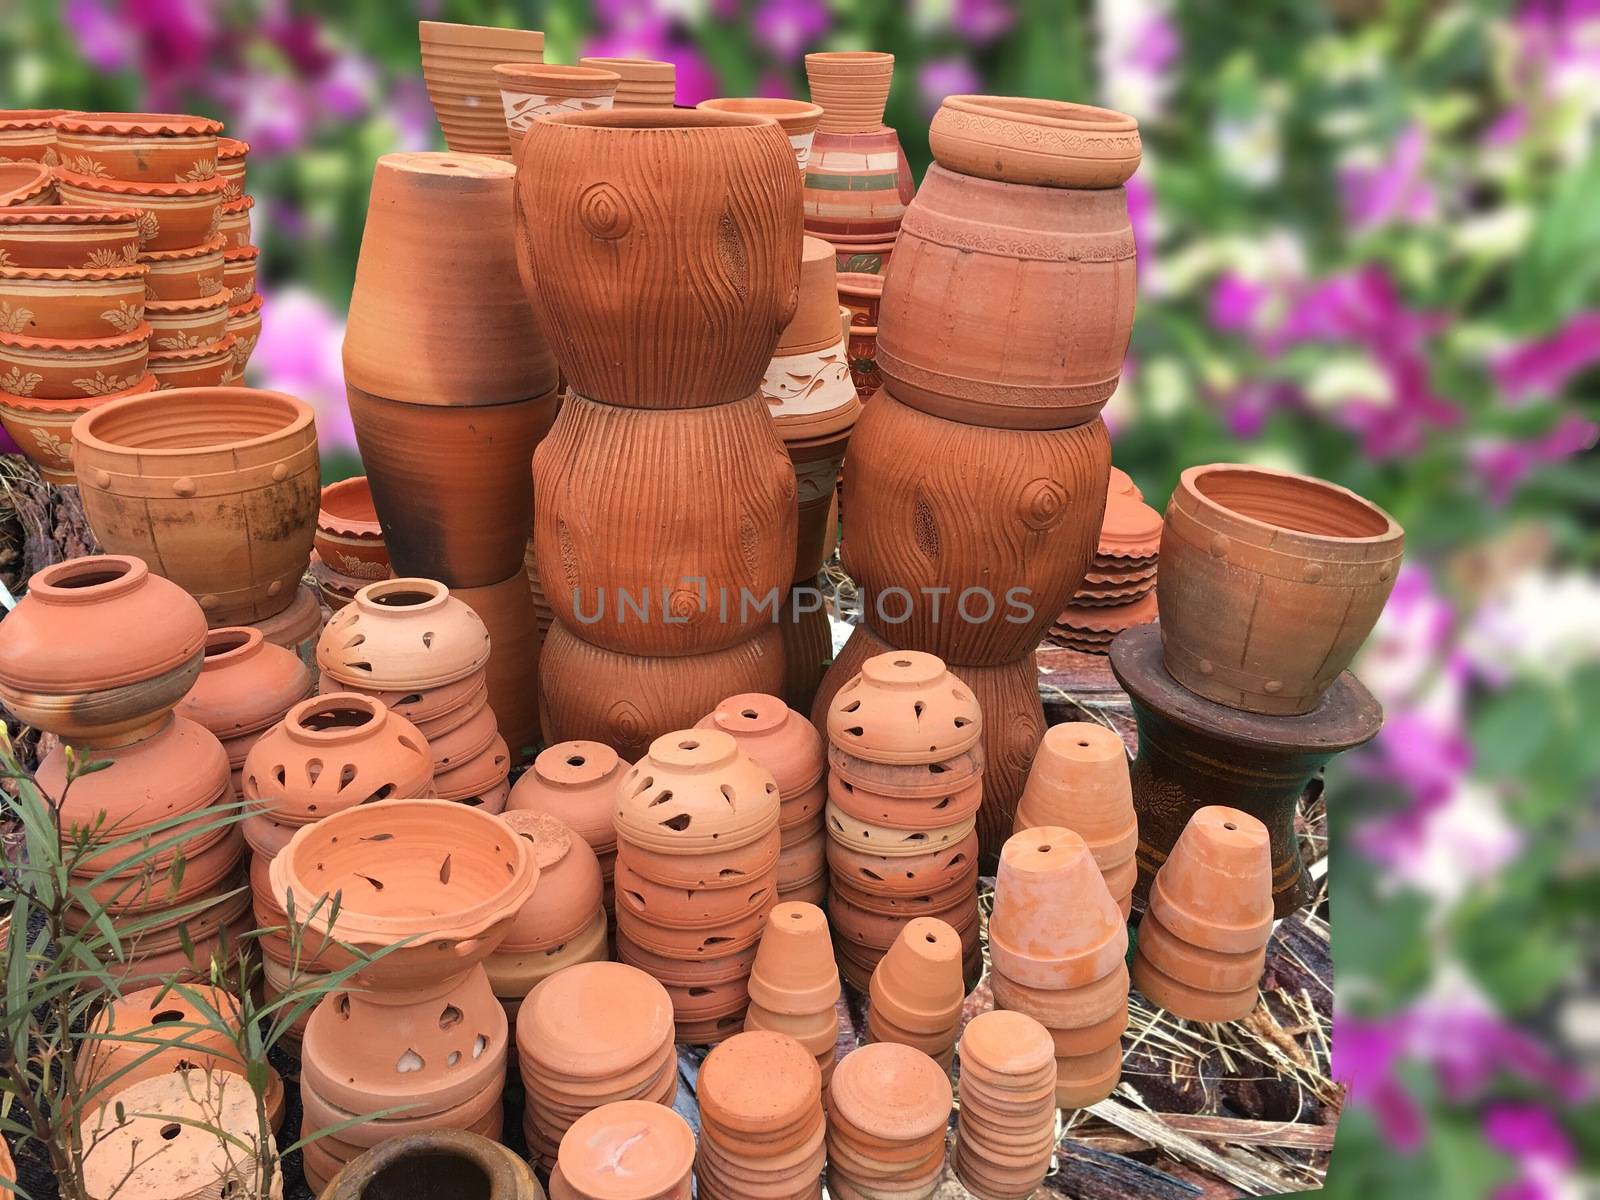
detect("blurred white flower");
top-left (1213, 106), bottom-right (1282, 188)
top-left (1096, 0), bottom-right (1179, 122)
top-left (1462, 567), bottom-right (1600, 683)
top-left (1376, 779), bottom-right (1522, 907)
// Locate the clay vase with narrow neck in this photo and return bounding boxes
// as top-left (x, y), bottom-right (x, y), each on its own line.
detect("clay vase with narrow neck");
top-left (805, 52), bottom-right (894, 134)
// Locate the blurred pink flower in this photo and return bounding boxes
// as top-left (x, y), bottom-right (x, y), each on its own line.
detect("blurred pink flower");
top-left (1486, 1104), bottom-right (1579, 1200)
top-left (917, 57), bottom-right (982, 117)
top-left (752, 0), bottom-right (829, 61)
top-left (1339, 124), bottom-right (1438, 232)
top-left (1333, 1015), bottom-right (1427, 1151)
top-left (1208, 272), bottom-right (1269, 333)
top-left (246, 286), bottom-right (353, 455)
top-left (1471, 415), bottom-right (1599, 504)
top-left (952, 0), bottom-right (1017, 43)
top-left (583, 27), bottom-right (719, 105)
top-left (1491, 311), bottom-right (1600, 402)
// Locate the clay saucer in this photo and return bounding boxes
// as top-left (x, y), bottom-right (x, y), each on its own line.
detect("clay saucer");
top-left (557, 1100), bottom-right (695, 1200)
top-left (517, 961), bottom-right (674, 1081)
top-left (827, 804), bottom-right (977, 856)
top-left (830, 1042), bottom-right (952, 1144)
top-left (1054, 591), bottom-right (1159, 634)
top-left (1096, 492), bottom-right (1163, 559)
top-left (827, 651), bottom-right (981, 765)
top-left (1109, 466), bottom-right (1141, 499)
top-left (696, 692), bottom-right (825, 796)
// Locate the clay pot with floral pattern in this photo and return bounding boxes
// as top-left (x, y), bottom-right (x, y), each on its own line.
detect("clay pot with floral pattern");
top-left (0, 373), bottom-right (156, 483)
top-left (0, 324), bottom-right (150, 399)
top-left (219, 196), bottom-right (252, 249)
top-left (221, 243), bottom-right (256, 305)
top-left (0, 263), bottom-right (147, 340)
top-left (0, 109), bottom-right (67, 163)
top-left (140, 237), bottom-right (226, 300)
top-left (55, 169), bottom-right (227, 251)
top-left (148, 332), bottom-right (236, 389)
top-left (496, 63), bottom-right (620, 157)
top-left (0, 161), bottom-right (55, 208)
top-left (226, 294), bottom-right (261, 381)
top-left (315, 475), bottom-right (389, 583)
top-left (52, 111), bottom-right (222, 182)
top-left (0, 204), bottom-right (143, 270)
top-left (144, 292), bottom-right (229, 352)
top-left (929, 96), bottom-right (1141, 188)
top-left (217, 136), bottom-right (249, 198)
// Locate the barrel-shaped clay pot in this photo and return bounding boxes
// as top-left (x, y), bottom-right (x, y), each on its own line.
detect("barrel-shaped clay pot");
top-left (802, 127), bottom-right (914, 241)
top-left (1157, 464), bottom-right (1404, 715)
top-left (516, 109), bottom-right (803, 410)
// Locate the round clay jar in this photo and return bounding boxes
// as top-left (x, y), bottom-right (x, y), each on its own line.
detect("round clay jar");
top-left (176, 625), bottom-right (313, 745)
top-left (498, 811), bottom-right (605, 952)
top-left (826, 650), bottom-right (982, 765)
top-left (928, 95), bottom-right (1141, 188)
top-left (318, 577), bottom-right (491, 691)
top-left (614, 729), bottom-right (781, 856)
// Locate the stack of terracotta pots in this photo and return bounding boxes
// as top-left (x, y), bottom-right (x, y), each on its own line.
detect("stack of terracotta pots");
top-left (345, 150), bottom-right (557, 761)
top-left (486, 811), bottom-right (608, 1017)
top-left (419, 20), bottom-right (545, 155)
top-left (697, 1030), bottom-right (826, 1198)
top-left (515, 961), bottom-right (678, 1172)
top-left (578, 57), bottom-right (676, 108)
top-left (826, 1042), bottom-right (952, 1198)
top-left (552, 1100), bottom-right (696, 1200)
top-left (495, 63), bottom-right (620, 158)
top-left (802, 52), bottom-right (913, 274)
top-left (989, 827), bottom-right (1129, 1109)
top-left (1130, 806), bottom-right (1275, 1022)
top-left (696, 693), bottom-right (827, 905)
top-left (0, 159), bottom-right (55, 208)
top-left (176, 624), bottom-right (313, 792)
top-left (953, 1009), bottom-right (1059, 1197)
top-left (312, 475), bottom-right (391, 608)
top-left (816, 97), bottom-right (1141, 863)
top-left (867, 917), bottom-right (965, 1072)
top-left (698, 97), bottom-right (824, 172)
top-left (612, 729), bottom-right (782, 1044)
top-left (272, 799), bottom-right (536, 1192)
top-left (744, 901), bottom-right (843, 1088)
top-left (1013, 722), bottom-right (1137, 917)
top-left (507, 739), bottom-right (628, 924)
top-left (518, 109), bottom-right (801, 757)
top-left (1055, 485), bottom-right (1162, 652)
top-left (823, 650), bottom-right (983, 989)
top-left (0, 109), bottom-right (66, 164)
top-left (315, 577), bottom-right (513, 810)
top-left (213, 136), bottom-right (260, 382)
top-left (0, 554), bottom-right (247, 982)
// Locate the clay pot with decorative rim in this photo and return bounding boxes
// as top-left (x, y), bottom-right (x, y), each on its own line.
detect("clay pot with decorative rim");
top-left (0, 109), bottom-right (66, 162)
top-left (0, 162), bottom-right (55, 208)
top-left (420, 21), bottom-right (546, 155)
top-left (803, 126), bottom-right (914, 243)
top-left (517, 109), bottom-right (802, 410)
top-left (318, 577), bottom-right (489, 691)
top-left (52, 111), bottom-right (222, 182)
top-left (747, 900), bottom-right (840, 1014)
top-left (0, 263), bottom-right (146, 339)
top-left (991, 826), bottom-right (1126, 993)
top-left (217, 137), bottom-right (248, 198)
top-left (697, 97), bottom-right (823, 172)
top-left (0, 205), bottom-right (142, 270)
top-left (451, 572), bottom-right (543, 763)
top-left (929, 95), bottom-right (1140, 188)
top-left (0, 554), bottom-right (206, 744)
top-left (345, 152), bottom-right (557, 406)
top-left (805, 51), bottom-right (894, 133)
top-left (221, 242), bottom-right (256, 302)
top-left (533, 392), bottom-right (797, 655)
top-left (322, 1131), bottom-right (545, 1200)
top-left (141, 237), bottom-right (226, 299)
top-left (876, 164), bottom-right (1136, 430)
top-left (1158, 463), bottom-right (1404, 716)
top-left (177, 625), bottom-right (313, 780)
top-left (498, 811), bottom-right (603, 952)
top-left (218, 196), bottom-right (251, 249)
top-left (0, 374), bottom-right (156, 483)
top-left (496, 63), bottom-right (619, 155)
top-left (578, 57), bottom-right (676, 109)
top-left (828, 769), bottom-right (982, 833)
top-left (826, 650), bottom-right (981, 766)
top-left (0, 325), bottom-right (149, 400)
top-left (315, 475), bottom-right (388, 581)
top-left (557, 1101), bottom-right (695, 1200)
top-left (144, 292), bottom-right (229, 351)
top-left (615, 729), bottom-right (781, 856)
top-left (55, 169), bottom-right (226, 251)
top-left (148, 335), bottom-right (236, 391)
top-left (225, 294), bottom-right (261, 381)
top-left (694, 692), bottom-right (824, 800)
top-left (507, 740), bottom-right (625, 858)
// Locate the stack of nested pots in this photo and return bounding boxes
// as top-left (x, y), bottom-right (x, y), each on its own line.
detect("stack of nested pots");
top-left (552, 1101), bottom-right (696, 1200)
top-left (419, 21), bottom-right (546, 155)
top-left (802, 52), bottom-right (913, 274)
top-left (518, 110), bottom-right (801, 758)
top-left (578, 57), bottom-right (676, 108)
top-left (953, 1010), bottom-right (1059, 1198)
top-left (823, 651), bottom-right (984, 989)
top-left (215, 136), bottom-right (261, 382)
top-left (345, 151), bottom-right (557, 762)
top-left (867, 917), bottom-right (965, 1072)
top-left (696, 693), bottom-right (827, 905)
top-left (697, 1031), bottom-right (826, 1199)
top-left (507, 739), bottom-right (628, 925)
top-left (486, 811), bottom-right (608, 1017)
top-left (1013, 722), bottom-right (1137, 917)
top-left (316, 578), bottom-right (512, 810)
top-left (272, 799), bottom-right (537, 1192)
top-left (826, 1042), bottom-right (952, 1199)
top-left (176, 624), bottom-right (313, 792)
top-left (816, 97), bottom-right (1141, 864)
top-left (989, 827), bottom-right (1128, 1109)
top-left (515, 961), bottom-right (678, 1173)
top-left (744, 901), bottom-right (843, 1088)
top-left (1055, 488), bottom-right (1162, 653)
top-left (0, 554), bottom-right (244, 983)
top-left (1130, 806), bottom-right (1274, 1023)
top-left (0, 109), bottom-right (67, 164)
top-left (313, 475), bottom-right (391, 608)
top-left (612, 729), bottom-right (782, 1044)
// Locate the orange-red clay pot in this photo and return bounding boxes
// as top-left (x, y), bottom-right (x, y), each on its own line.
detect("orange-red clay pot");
top-left (928, 96), bottom-right (1141, 188)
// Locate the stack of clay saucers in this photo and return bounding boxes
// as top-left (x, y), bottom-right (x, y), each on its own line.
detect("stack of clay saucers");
top-left (867, 917), bottom-right (965, 1072)
top-left (697, 692), bottom-right (827, 905)
top-left (613, 728), bottom-right (781, 1044)
top-left (1131, 806), bottom-right (1274, 1023)
top-left (696, 1030), bottom-right (826, 1199)
top-left (1013, 722), bottom-right (1137, 916)
top-left (1054, 488), bottom-right (1162, 652)
top-left (485, 811), bottom-right (608, 1018)
top-left (517, 962), bottom-right (678, 1175)
top-left (312, 475), bottom-right (391, 608)
top-left (989, 827), bottom-right (1129, 1109)
top-left (826, 1041), bottom-right (952, 1199)
top-left (824, 650), bottom-right (984, 989)
top-left (953, 1009), bottom-right (1059, 1198)
top-left (507, 739), bottom-right (627, 926)
top-left (551, 1099), bottom-right (696, 1200)
top-left (744, 901), bottom-right (843, 1088)
top-left (175, 624), bottom-right (312, 793)
top-left (317, 577), bottom-right (511, 811)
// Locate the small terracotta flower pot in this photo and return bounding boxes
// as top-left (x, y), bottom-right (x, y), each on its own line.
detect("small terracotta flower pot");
top-left (217, 136), bottom-right (249, 199)
top-left (698, 97), bottom-right (824, 171)
top-left (1014, 721), bottom-right (1137, 912)
top-left (140, 236), bottom-right (226, 299)
top-left (145, 292), bottom-right (230, 350)
top-left (148, 332), bottom-right (236, 389)
top-left (869, 916), bottom-right (964, 1032)
top-left (1145, 806), bottom-right (1273, 956)
top-left (804, 51), bottom-right (895, 134)
top-left (746, 900), bottom-right (840, 1014)
top-left (495, 63), bottom-right (620, 156)
top-left (225, 294), bottom-right (261, 381)
top-left (420, 21), bottom-right (545, 155)
top-left (319, 577), bottom-right (490, 691)
top-left (0, 203), bottom-right (142, 269)
top-left (506, 740), bottom-right (626, 856)
top-left (0, 263), bottom-right (147, 339)
top-left (0, 161), bottom-right (55, 207)
top-left (0, 109), bottom-right (67, 163)
top-left (219, 195), bottom-right (252, 249)
top-left (990, 826), bottom-right (1127, 989)
top-left (826, 650), bottom-right (982, 765)
top-left (221, 242), bottom-right (256, 304)
top-left (0, 324), bottom-right (149, 399)
top-left (55, 168), bottom-right (227, 251)
top-left (316, 475), bottom-right (388, 582)
top-left (577, 57), bottom-right (676, 109)
top-left (176, 624), bottom-right (313, 767)
top-left (52, 111), bottom-right (222, 182)
top-left (929, 95), bottom-right (1141, 189)
top-left (0, 374), bottom-right (155, 484)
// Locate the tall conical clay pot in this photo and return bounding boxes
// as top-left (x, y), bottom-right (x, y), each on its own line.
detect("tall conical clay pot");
top-left (805, 52), bottom-right (894, 134)
top-left (1157, 464), bottom-right (1404, 715)
top-left (577, 57), bottom-right (677, 110)
top-left (516, 109), bottom-right (803, 410)
top-left (496, 63), bottom-right (619, 157)
top-left (747, 901), bottom-right (840, 1015)
top-left (875, 164), bottom-right (1137, 430)
top-left (990, 827), bottom-right (1127, 990)
top-left (323, 1131), bottom-right (545, 1200)
top-left (453, 572), bottom-right (543, 763)
top-left (418, 21), bottom-right (545, 156)
top-left (844, 388), bottom-right (1111, 664)
top-left (533, 393), bottom-right (797, 655)
top-left (928, 96), bottom-right (1141, 188)
top-left (71, 387), bottom-right (319, 626)
top-left (344, 152), bottom-right (557, 406)
top-left (802, 126), bottom-right (914, 241)
top-left (697, 98), bottom-right (824, 172)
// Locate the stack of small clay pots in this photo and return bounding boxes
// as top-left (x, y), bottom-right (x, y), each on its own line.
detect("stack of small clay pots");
top-left (506, 739), bottom-right (628, 925)
top-left (176, 624), bottom-right (313, 792)
top-left (989, 827), bottom-right (1129, 1109)
top-left (1131, 806), bottom-right (1275, 1023)
top-left (612, 729), bottom-right (782, 1044)
top-left (552, 1100), bottom-right (696, 1200)
top-left (697, 693), bottom-right (827, 905)
top-left (826, 1041), bottom-right (953, 1199)
top-left (1055, 483), bottom-right (1162, 652)
top-left (485, 811), bottom-right (608, 1017)
top-left (953, 1009), bottom-right (1059, 1198)
top-left (0, 554), bottom-right (245, 983)
top-left (867, 917), bottom-right (966, 1072)
top-left (697, 1030), bottom-right (826, 1199)
top-left (823, 650), bottom-right (984, 989)
top-left (316, 577), bottom-right (511, 811)
top-left (213, 136), bottom-right (260, 382)
top-left (744, 901), bottom-right (843, 1088)
top-left (1013, 722), bottom-right (1138, 917)
top-left (516, 961), bottom-right (678, 1174)
top-left (312, 475), bottom-right (391, 608)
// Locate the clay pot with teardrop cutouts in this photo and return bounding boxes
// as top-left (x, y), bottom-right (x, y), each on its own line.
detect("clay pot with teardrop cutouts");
top-left (615, 729), bottom-right (782, 858)
top-left (695, 692), bottom-right (824, 802)
top-left (929, 95), bottom-right (1141, 188)
top-left (76, 984), bottom-right (245, 1095)
top-left (317, 578), bottom-right (490, 692)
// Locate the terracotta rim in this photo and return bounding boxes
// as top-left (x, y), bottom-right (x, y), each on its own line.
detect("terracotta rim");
top-left (318, 475), bottom-right (382, 537)
top-left (28, 554), bottom-right (149, 603)
top-left (229, 294), bottom-right (264, 318)
top-left (73, 386), bottom-right (314, 457)
top-left (1181, 463), bottom-right (1401, 545)
top-left (0, 264), bottom-right (148, 282)
top-left (354, 576), bottom-right (450, 614)
top-left (221, 195), bottom-right (255, 214)
top-left (141, 237), bottom-right (227, 263)
top-left (54, 168), bottom-right (229, 197)
top-left (145, 294), bottom-right (230, 316)
top-left (0, 323), bottom-right (151, 352)
top-left (941, 94), bottom-right (1137, 133)
top-left (222, 245), bottom-right (260, 263)
top-left (0, 204), bottom-right (143, 228)
top-left (805, 51), bottom-right (894, 71)
top-left (539, 108), bottom-right (773, 132)
top-left (53, 111), bottom-right (223, 137)
top-left (0, 161), bottom-right (53, 203)
top-left (836, 271), bottom-right (885, 298)
top-left (218, 136), bottom-right (250, 159)
top-left (0, 109), bottom-right (69, 129)
top-left (419, 20), bottom-right (545, 51)
top-left (493, 62), bottom-right (620, 86)
top-left (579, 56), bottom-right (675, 79)
top-left (281, 693), bottom-right (386, 745)
top-left (699, 97), bottom-right (824, 123)
top-left (148, 333), bottom-right (235, 364)
top-left (200, 625), bottom-right (265, 667)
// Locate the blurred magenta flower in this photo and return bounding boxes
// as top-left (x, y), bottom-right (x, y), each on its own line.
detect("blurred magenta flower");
top-left (246, 286), bottom-right (354, 455)
top-left (1340, 125), bottom-right (1438, 232)
top-left (1208, 272), bottom-right (1270, 333)
top-left (1470, 415), bottom-right (1599, 504)
top-left (917, 57), bottom-right (982, 117)
top-left (952, 0), bottom-right (1017, 44)
top-left (752, 0), bottom-right (829, 61)
top-left (1485, 1104), bottom-right (1580, 1200)
top-left (1491, 311), bottom-right (1600, 402)
top-left (1334, 1014), bottom-right (1427, 1151)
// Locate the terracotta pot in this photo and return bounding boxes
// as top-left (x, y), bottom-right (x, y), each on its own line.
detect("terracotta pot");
top-left (218, 196), bottom-right (252, 250)
top-left (615, 728), bottom-right (780, 855)
top-left (876, 164), bottom-right (1135, 430)
top-left (829, 1041), bottom-right (951, 1157)
top-left (55, 169), bottom-right (226, 251)
top-left (533, 393), bottom-right (796, 654)
top-left (0, 161), bottom-right (55, 207)
top-left (140, 237), bottom-right (226, 300)
top-left (697, 97), bottom-right (823, 172)
top-left (0, 204), bottom-right (142, 270)
top-left (247, 581), bottom-right (324, 664)
top-left (1158, 463), bottom-right (1404, 715)
top-left (143, 293), bottom-right (228, 352)
top-left (518, 961), bottom-right (674, 1087)
top-left (694, 692), bottom-right (823, 799)
top-left (51, 111), bottom-right (222, 183)
top-left (497, 811), bottom-right (604, 952)
top-left (0, 374), bottom-right (155, 483)
top-left (507, 739), bottom-right (624, 854)
top-left (487, 909), bottom-right (609, 1008)
top-left (516, 110), bottom-right (802, 410)
top-left (147, 333), bottom-right (235, 390)
top-left (803, 126), bottom-right (913, 240)
top-left (77, 984), bottom-right (244, 1095)
top-left (929, 96), bottom-right (1141, 188)
top-left (698, 1030), bottom-right (822, 1156)
top-left (1133, 906), bottom-right (1266, 996)
top-left (832, 236), bottom-right (896, 276)
top-left (0, 109), bottom-right (66, 163)
top-left (0, 263), bottom-right (146, 340)
top-left (220, 243), bottom-right (256, 304)
top-left (419, 21), bottom-right (546, 155)
top-left (745, 899), bottom-right (839, 1015)
top-left (577, 57), bottom-right (676, 109)
top-left (837, 271), bottom-right (883, 327)
top-left (225, 294), bottom-right (261, 381)
top-left (0, 325), bottom-right (149, 399)
top-left (176, 624), bottom-right (313, 776)
top-left (448, 572), bottom-right (542, 763)
top-left (825, 649), bottom-right (981, 766)
top-left (217, 136), bottom-right (248, 199)
top-left (322, 1131), bottom-right (544, 1200)
top-left (318, 577), bottom-right (489, 690)
top-left (990, 826), bottom-right (1126, 991)
top-left (1144, 806), bottom-right (1273, 955)
top-left (615, 823), bottom-right (780, 894)
top-left (775, 581), bottom-right (832, 715)
top-left (804, 52), bottom-right (894, 134)
top-left (826, 822), bottom-right (978, 895)
top-left (496, 63), bottom-right (619, 156)
top-left (828, 769), bottom-right (982, 833)
top-left (614, 855), bottom-right (774, 933)
top-left (0, 554), bottom-right (206, 744)
top-left (845, 323), bottom-right (882, 401)
top-left (315, 475), bottom-right (388, 580)
top-left (558, 1101), bottom-right (695, 1199)
top-left (345, 153), bottom-right (557, 405)
top-left (870, 917), bottom-right (964, 1033)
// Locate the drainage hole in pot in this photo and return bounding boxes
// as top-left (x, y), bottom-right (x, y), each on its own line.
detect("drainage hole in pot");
top-left (925, 932), bottom-right (938, 944)
top-left (741, 709), bottom-right (758, 720)
top-left (566, 755), bottom-right (586, 767)
top-left (1038, 844), bottom-right (1052, 853)
top-left (150, 1009), bottom-right (185, 1024)
top-left (1224, 822), bottom-right (1237, 831)
top-left (678, 739), bottom-right (699, 751)
top-left (893, 659), bottom-right (913, 668)
top-left (159, 1124), bottom-right (181, 1141)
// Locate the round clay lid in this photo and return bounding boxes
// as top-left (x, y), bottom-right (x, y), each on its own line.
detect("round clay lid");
top-left (830, 1042), bottom-right (953, 1143)
top-left (826, 651), bottom-right (982, 765)
top-left (558, 1100), bottom-right (695, 1199)
top-left (698, 1030), bottom-right (822, 1136)
top-left (959, 1009), bottom-right (1055, 1079)
top-left (517, 961), bottom-right (674, 1080)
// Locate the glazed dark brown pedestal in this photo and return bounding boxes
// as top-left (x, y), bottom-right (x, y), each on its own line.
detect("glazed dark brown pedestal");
top-left (1109, 623), bottom-right (1382, 917)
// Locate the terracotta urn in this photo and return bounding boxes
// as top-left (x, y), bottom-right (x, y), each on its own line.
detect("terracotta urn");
top-left (345, 152), bottom-right (557, 406)
top-left (803, 126), bottom-right (914, 241)
top-left (577, 57), bottom-right (676, 109)
top-left (0, 554), bottom-right (206, 745)
top-left (318, 578), bottom-right (490, 691)
top-left (556, 1101), bottom-right (695, 1200)
top-left (516, 109), bottom-right (803, 410)
top-left (825, 650), bottom-right (982, 766)
top-left (697, 97), bottom-right (824, 171)
top-left (0, 204), bottom-right (143, 270)
top-left (826, 1042), bottom-right (951, 1199)
top-left (991, 826), bottom-right (1127, 990)
top-left (496, 63), bottom-right (620, 156)
top-left (497, 811), bottom-right (604, 952)
top-left (55, 169), bottom-right (227, 251)
top-left (929, 96), bottom-right (1141, 188)
top-left (0, 263), bottom-right (147, 340)
top-left (1158, 463), bottom-right (1405, 715)
top-left (225, 294), bottom-right (262, 381)
top-left (140, 237), bottom-right (226, 300)
top-left (876, 163), bottom-right (1136, 430)
top-left (217, 136), bottom-right (249, 199)
top-left (805, 51), bottom-right (894, 133)
top-left (419, 21), bottom-right (546, 156)
top-left (322, 1131), bottom-right (545, 1200)
top-left (52, 111), bottom-right (221, 182)
top-left (0, 161), bottom-right (56, 207)
top-left (315, 475), bottom-right (389, 582)
top-left (176, 625), bottom-right (314, 783)
top-left (0, 109), bottom-right (66, 163)
top-left (0, 325), bottom-right (150, 400)
top-left (72, 387), bottom-right (319, 625)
